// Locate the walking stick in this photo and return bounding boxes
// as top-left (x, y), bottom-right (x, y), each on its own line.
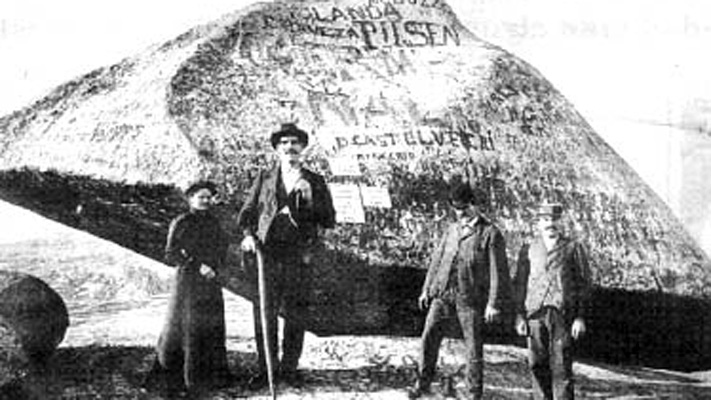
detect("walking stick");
top-left (254, 243), bottom-right (277, 400)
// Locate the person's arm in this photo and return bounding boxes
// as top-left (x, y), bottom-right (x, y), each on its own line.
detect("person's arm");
top-left (314, 174), bottom-right (336, 229)
top-left (164, 215), bottom-right (192, 267)
top-left (418, 228), bottom-right (448, 310)
top-left (570, 241), bottom-right (593, 339)
top-left (236, 172), bottom-right (263, 238)
top-left (512, 244), bottom-right (531, 335)
top-left (236, 172), bottom-right (264, 252)
top-left (485, 228), bottom-right (510, 317)
top-left (292, 173), bottom-right (336, 229)
top-left (570, 241), bottom-right (592, 319)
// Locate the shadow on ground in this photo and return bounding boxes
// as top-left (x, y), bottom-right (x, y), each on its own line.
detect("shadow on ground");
top-left (573, 360), bottom-right (711, 400)
top-left (1, 345), bottom-right (711, 399)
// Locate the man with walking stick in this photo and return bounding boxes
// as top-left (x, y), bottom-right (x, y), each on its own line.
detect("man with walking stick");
top-left (237, 123), bottom-right (336, 392)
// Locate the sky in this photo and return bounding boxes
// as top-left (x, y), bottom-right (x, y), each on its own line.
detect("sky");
top-left (1, 0), bottom-right (710, 243)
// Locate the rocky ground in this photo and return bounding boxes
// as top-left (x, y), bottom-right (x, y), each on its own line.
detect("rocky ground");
top-left (2, 206), bottom-right (711, 399)
top-left (11, 291), bottom-right (711, 400)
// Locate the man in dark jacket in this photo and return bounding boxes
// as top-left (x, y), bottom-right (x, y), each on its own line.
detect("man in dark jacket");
top-left (237, 123), bottom-right (336, 388)
top-left (512, 202), bottom-right (592, 400)
top-left (410, 182), bottom-right (511, 399)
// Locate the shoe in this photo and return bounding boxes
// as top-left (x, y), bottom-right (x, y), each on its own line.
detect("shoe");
top-left (407, 380), bottom-right (430, 399)
top-left (211, 371), bottom-right (237, 389)
top-left (280, 369), bottom-right (305, 388)
top-left (441, 375), bottom-right (456, 398)
top-left (164, 385), bottom-right (189, 399)
top-left (246, 373), bottom-right (269, 391)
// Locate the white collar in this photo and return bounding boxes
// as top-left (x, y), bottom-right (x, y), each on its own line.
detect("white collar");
top-left (281, 163), bottom-right (302, 175)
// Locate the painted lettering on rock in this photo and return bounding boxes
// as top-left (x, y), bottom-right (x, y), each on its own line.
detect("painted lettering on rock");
top-left (331, 122), bottom-right (496, 156)
top-left (261, 4), bottom-right (460, 50)
top-left (369, 0), bottom-right (446, 10)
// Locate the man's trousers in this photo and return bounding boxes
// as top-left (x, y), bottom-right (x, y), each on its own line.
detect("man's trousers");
top-left (526, 307), bottom-right (574, 400)
top-left (419, 297), bottom-right (484, 399)
top-left (249, 245), bottom-right (310, 376)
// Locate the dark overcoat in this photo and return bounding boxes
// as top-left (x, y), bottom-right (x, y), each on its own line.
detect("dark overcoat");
top-left (421, 217), bottom-right (510, 311)
top-left (154, 210), bottom-right (230, 389)
top-left (236, 164), bottom-right (336, 247)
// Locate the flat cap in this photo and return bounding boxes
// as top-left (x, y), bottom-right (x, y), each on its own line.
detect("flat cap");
top-left (537, 202), bottom-right (564, 218)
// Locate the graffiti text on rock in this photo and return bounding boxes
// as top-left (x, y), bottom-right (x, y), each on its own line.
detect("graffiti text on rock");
top-left (90, 123), bottom-right (144, 142)
top-left (356, 151), bottom-right (417, 162)
top-left (263, 9), bottom-right (460, 50)
top-left (368, 0), bottom-right (445, 10)
top-left (307, 3), bottom-right (403, 22)
top-left (332, 125), bottom-right (495, 154)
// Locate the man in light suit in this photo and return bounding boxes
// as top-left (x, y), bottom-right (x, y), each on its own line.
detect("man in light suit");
top-left (237, 123), bottom-right (336, 388)
top-left (513, 202), bottom-right (592, 400)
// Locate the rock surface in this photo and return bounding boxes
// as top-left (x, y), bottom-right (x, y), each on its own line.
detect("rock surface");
top-left (0, 271), bottom-right (69, 364)
top-left (0, 316), bottom-right (29, 389)
top-left (0, 0), bottom-right (709, 367)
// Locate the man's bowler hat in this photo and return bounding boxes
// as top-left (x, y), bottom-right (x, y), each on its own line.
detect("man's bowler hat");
top-left (270, 123), bottom-right (309, 149)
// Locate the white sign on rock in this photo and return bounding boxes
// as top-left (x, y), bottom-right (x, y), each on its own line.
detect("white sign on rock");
top-left (328, 183), bottom-right (366, 224)
top-left (360, 185), bottom-right (392, 209)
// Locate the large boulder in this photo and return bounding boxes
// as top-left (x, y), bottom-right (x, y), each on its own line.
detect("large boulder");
top-left (0, 0), bottom-right (709, 368)
top-left (0, 271), bottom-right (69, 364)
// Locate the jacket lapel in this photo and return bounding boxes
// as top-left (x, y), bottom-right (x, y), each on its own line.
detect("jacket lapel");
top-left (261, 165), bottom-right (280, 213)
top-left (545, 236), bottom-right (569, 271)
top-left (458, 217), bottom-right (485, 249)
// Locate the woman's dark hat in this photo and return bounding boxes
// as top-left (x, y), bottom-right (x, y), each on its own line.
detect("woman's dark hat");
top-left (184, 180), bottom-right (218, 198)
top-left (270, 123), bottom-right (309, 149)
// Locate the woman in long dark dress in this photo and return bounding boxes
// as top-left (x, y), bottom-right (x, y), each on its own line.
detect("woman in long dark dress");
top-left (146, 181), bottom-right (232, 395)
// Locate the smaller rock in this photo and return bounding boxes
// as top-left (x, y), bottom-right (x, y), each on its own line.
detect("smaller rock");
top-left (0, 271), bottom-right (69, 364)
top-left (0, 316), bottom-right (30, 388)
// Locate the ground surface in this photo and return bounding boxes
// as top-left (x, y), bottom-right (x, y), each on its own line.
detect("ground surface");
top-left (1, 213), bottom-right (711, 399)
